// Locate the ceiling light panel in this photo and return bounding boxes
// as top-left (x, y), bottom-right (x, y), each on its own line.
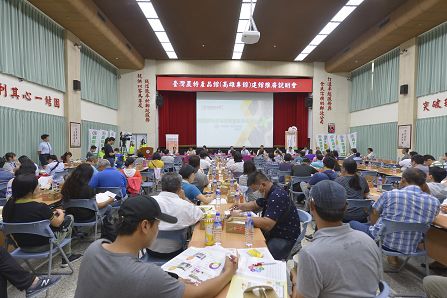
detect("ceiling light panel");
top-left (232, 0), bottom-right (257, 60)
top-left (136, 0), bottom-right (178, 59)
top-left (294, 0), bottom-right (365, 61)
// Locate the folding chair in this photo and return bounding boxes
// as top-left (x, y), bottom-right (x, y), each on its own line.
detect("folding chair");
top-left (0, 182), bottom-right (7, 206)
top-left (385, 176), bottom-right (401, 186)
top-left (376, 219), bottom-right (431, 279)
top-left (347, 199), bottom-right (374, 222)
top-left (174, 156), bottom-right (183, 172)
top-left (140, 169), bottom-right (156, 195)
top-left (163, 162), bottom-right (175, 173)
top-left (289, 176), bottom-right (312, 204)
top-left (2, 220), bottom-right (74, 277)
top-left (63, 199), bottom-right (102, 240)
top-left (288, 209), bottom-right (312, 258)
top-left (277, 170), bottom-right (291, 188)
top-left (140, 228), bottom-right (189, 266)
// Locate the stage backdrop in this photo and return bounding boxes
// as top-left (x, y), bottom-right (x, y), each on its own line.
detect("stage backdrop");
top-left (158, 91), bottom-right (308, 148)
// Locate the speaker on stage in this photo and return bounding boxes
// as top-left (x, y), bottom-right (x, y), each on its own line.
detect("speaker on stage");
top-left (156, 93), bottom-right (164, 108)
top-left (305, 93), bottom-right (313, 108)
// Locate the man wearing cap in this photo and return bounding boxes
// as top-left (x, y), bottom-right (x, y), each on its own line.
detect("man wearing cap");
top-left (291, 180), bottom-right (381, 298)
top-left (232, 171), bottom-right (301, 260)
top-left (75, 195), bottom-right (238, 298)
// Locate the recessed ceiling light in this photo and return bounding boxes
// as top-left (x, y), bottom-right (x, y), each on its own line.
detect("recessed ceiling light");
top-left (295, 0), bottom-right (365, 61)
top-left (136, 0), bottom-right (178, 59)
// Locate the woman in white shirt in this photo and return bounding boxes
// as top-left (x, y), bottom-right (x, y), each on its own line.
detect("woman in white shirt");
top-left (45, 155), bottom-right (65, 183)
top-left (186, 147), bottom-right (196, 155)
top-left (228, 152), bottom-right (244, 173)
top-left (3, 152), bottom-right (19, 173)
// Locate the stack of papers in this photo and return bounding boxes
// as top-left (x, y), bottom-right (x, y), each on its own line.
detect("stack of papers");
top-left (95, 191), bottom-right (116, 204)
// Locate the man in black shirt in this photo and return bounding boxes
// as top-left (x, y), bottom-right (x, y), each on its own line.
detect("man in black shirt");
top-left (291, 158), bottom-right (318, 192)
top-left (104, 137), bottom-right (116, 167)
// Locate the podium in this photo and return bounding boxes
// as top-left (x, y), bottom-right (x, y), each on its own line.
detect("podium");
top-left (285, 131), bottom-right (298, 149)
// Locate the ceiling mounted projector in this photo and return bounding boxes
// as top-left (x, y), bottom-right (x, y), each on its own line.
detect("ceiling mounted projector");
top-left (242, 17), bottom-right (260, 44)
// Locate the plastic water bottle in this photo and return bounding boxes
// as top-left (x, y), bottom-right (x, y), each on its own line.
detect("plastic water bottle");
top-left (245, 213), bottom-right (254, 247)
top-left (213, 212), bottom-right (222, 245)
top-left (212, 179), bottom-right (217, 191)
top-left (377, 176), bottom-right (383, 191)
top-left (392, 164), bottom-right (397, 175)
top-left (215, 189), bottom-right (221, 209)
top-left (380, 161), bottom-right (384, 168)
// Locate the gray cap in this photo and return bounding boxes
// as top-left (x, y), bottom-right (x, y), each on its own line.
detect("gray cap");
top-left (310, 180), bottom-right (347, 209)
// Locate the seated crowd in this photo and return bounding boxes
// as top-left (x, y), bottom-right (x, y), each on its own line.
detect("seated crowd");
top-left (1, 144), bottom-right (447, 298)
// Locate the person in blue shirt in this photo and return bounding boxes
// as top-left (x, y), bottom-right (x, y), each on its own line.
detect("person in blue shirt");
top-left (301, 156), bottom-right (338, 211)
top-left (89, 159), bottom-right (127, 197)
top-left (179, 165), bottom-right (211, 205)
top-left (0, 157), bottom-right (14, 198)
top-left (310, 154), bottom-right (324, 169)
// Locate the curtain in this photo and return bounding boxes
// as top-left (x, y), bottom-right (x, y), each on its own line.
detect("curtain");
top-left (80, 46), bottom-right (118, 109)
top-left (350, 122), bottom-right (397, 160)
top-left (158, 91), bottom-right (196, 147)
top-left (0, 0), bottom-right (65, 91)
top-left (417, 21), bottom-right (447, 97)
top-left (81, 120), bottom-right (119, 157)
top-left (415, 116), bottom-right (447, 159)
top-left (0, 106), bottom-right (66, 162)
top-left (273, 93), bottom-right (308, 148)
top-left (350, 48), bottom-right (399, 112)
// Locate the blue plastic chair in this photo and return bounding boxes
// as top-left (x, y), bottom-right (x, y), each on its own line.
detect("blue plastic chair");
top-left (63, 199), bottom-right (102, 240)
top-left (163, 162), bottom-right (175, 173)
top-left (140, 170), bottom-right (155, 194)
top-left (347, 199), bottom-right (374, 213)
top-left (140, 228), bottom-right (189, 266)
top-left (376, 281), bottom-right (390, 298)
top-left (2, 220), bottom-right (74, 277)
top-left (289, 176), bottom-right (312, 203)
top-left (277, 170), bottom-right (291, 187)
top-left (0, 182), bottom-right (7, 206)
top-left (288, 209), bottom-right (312, 258)
top-left (376, 219), bottom-right (431, 278)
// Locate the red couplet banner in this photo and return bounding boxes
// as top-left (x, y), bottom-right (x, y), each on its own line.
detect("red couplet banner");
top-left (157, 76), bottom-right (313, 93)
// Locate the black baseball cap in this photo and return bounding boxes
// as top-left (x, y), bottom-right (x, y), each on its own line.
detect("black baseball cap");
top-left (119, 195), bottom-right (177, 224)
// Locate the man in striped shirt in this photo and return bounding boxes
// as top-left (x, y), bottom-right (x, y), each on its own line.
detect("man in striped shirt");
top-left (350, 168), bottom-right (440, 256)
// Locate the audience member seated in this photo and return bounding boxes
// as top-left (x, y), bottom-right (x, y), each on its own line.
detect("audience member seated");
top-left (286, 147), bottom-right (295, 155)
top-left (2, 174), bottom-right (82, 267)
top-left (86, 156), bottom-right (99, 174)
top-left (161, 149), bottom-right (175, 164)
top-left (256, 145), bottom-right (265, 156)
top-left (399, 150), bottom-right (418, 171)
top-left (148, 173), bottom-right (203, 258)
top-left (423, 275), bottom-right (447, 298)
top-left (427, 166), bottom-right (447, 202)
top-left (312, 150), bottom-right (322, 162)
top-left (134, 152), bottom-right (145, 168)
top-left (114, 148), bottom-right (124, 168)
top-left (179, 165), bottom-right (211, 204)
top-left (0, 246), bottom-right (61, 297)
top-left (238, 161), bottom-right (263, 201)
top-left (279, 153), bottom-right (293, 172)
top-left (18, 155), bottom-right (39, 176)
top-left (186, 147), bottom-right (196, 156)
top-left (86, 145), bottom-right (97, 159)
top-left (266, 152), bottom-right (276, 163)
top-left (431, 152), bottom-right (447, 168)
top-left (353, 152), bottom-right (363, 162)
top-left (119, 158), bottom-right (142, 195)
top-left (228, 151), bottom-right (244, 173)
top-left (424, 154), bottom-right (436, 167)
top-left (310, 154), bottom-right (324, 169)
top-left (45, 155), bottom-right (65, 183)
top-left (305, 149), bottom-right (315, 161)
top-left (293, 151), bottom-right (305, 163)
top-left (74, 196), bottom-right (238, 298)
top-left (301, 157), bottom-right (338, 209)
top-left (3, 152), bottom-right (19, 173)
top-left (292, 180), bottom-right (381, 298)
top-left (241, 146), bottom-right (250, 156)
top-left (335, 159), bottom-right (370, 222)
top-left (274, 149), bottom-right (283, 163)
top-left (62, 164), bottom-right (114, 222)
top-left (199, 151), bottom-right (211, 170)
top-left (412, 154), bottom-right (429, 175)
top-left (89, 159), bottom-right (127, 197)
top-left (401, 148), bottom-right (411, 160)
top-left (346, 148), bottom-right (357, 160)
top-left (5, 158), bottom-right (39, 200)
top-left (61, 152), bottom-right (72, 164)
top-left (365, 147), bottom-right (375, 160)
top-left (148, 152), bottom-right (164, 169)
top-left (189, 155), bottom-right (208, 192)
top-left (232, 171), bottom-right (300, 260)
top-left (350, 168), bottom-right (440, 265)
top-left (0, 157), bottom-right (14, 198)
top-left (292, 158), bottom-right (318, 178)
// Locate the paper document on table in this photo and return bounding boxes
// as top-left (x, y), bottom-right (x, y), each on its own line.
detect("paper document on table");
top-left (227, 275), bottom-right (286, 298)
top-left (161, 247), bottom-right (228, 283)
top-left (95, 191), bottom-right (115, 204)
top-left (236, 248), bottom-right (286, 282)
top-left (38, 176), bottom-right (52, 189)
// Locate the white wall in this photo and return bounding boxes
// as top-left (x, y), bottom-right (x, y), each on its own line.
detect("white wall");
top-left (350, 103), bottom-right (399, 127)
top-left (80, 100), bottom-right (118, 125)
top-left (0, 72), bottom-right (64, 116)
top-left (311, 62), bottom-right (351, 148)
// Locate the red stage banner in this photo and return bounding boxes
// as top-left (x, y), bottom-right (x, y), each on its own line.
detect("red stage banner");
top-left (157, 76), bottom-right (312, 93)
